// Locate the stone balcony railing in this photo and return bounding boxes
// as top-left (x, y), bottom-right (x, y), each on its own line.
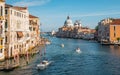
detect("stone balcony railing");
top-left (0, 34), bottom-right (4, 40)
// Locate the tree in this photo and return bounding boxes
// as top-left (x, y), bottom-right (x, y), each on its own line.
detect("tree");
top-left (95, 25), bottom-right (98, 31)
top-left (117, 37), bottom-right (120, 42)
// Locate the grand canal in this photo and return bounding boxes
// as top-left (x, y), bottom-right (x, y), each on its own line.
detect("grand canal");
top-left (1, 35), bottom-right (120, 75)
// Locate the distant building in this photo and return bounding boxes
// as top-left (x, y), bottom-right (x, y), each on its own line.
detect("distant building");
top-left (64, 16), bottom-right (73, 27)
top-left (98, 18), bottom-right (120, 43)
top-left (56, 16), bottom-right (96, 39)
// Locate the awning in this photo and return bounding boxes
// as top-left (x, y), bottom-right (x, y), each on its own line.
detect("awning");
top-left (17, 31), bottom-right (23, 38)
top-left (0, 45), bottom-right (3, 49)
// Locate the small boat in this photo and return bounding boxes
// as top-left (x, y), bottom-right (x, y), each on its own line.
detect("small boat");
top-left (51, 30), bottom-right (56, 36)
top-left (76, 48), bottom-right (81, 53)
top-left (46, 41), bottom-right (51, 45)
top-left (61, 44), bottom-right (64, 48)
top-left (37, 60), bottom-right (51, 70)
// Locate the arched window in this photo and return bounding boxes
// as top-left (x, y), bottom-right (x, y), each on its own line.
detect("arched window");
top-left (1, 6), bottom-right (3, 16)
top-left (5, 36), bottom-right (7, 43)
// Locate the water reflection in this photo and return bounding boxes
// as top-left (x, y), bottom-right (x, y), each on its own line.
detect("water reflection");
top-left (110, 45), bottom-right (120, 56)
top-left (1, 36), bottom-right (120, 75)
top-left (0, 46), bottom-right (44, 72)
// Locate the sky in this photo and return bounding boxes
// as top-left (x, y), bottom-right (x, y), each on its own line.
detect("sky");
top-left (6, 0), bottom-right (120, 32)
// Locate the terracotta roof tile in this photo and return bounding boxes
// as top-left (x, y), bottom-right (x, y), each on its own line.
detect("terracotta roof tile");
top-left (12, 6), bottom-right (27, 10)
top-left (29, 14), bottom-right (38, 18)
top-left (110, 19), bottom-right (120, 25)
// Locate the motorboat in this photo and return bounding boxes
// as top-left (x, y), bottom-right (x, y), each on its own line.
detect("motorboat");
top-left (51, 30), bottom-right (56, 36)
top-left (76, 48), bottom-right (81, 53)
top-left (46, 41), bottom-right (51, 45)
top-left (37, 60), bottom-right (51, 70)
top-left (61, 44), bottom-right (64, 48)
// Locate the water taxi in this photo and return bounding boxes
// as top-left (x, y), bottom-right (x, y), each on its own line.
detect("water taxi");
top-left (61, 44), bottom-right (64, 48)
top-left (76, 48), bottom-right (81, 53)
top-left (37, 60), bottom-right (52, 70)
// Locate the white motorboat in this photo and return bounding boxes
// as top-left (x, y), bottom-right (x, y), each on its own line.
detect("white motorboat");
top-left (46, 41), bottom-right (51, 45)
top-left (51, 30), bottom-right (56, 36)
top-left (37, 60), bottom-right (51, 70)
top-left (61, 44), bottom-right (64, 48)
top-left (76, 48), bottom-right (81, 53)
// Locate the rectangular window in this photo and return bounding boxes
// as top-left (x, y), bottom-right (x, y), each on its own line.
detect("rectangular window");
top-left (114, 33), bottom-right (116, 37)
top-left (5, 36), bottom-right (7, 43)
top-left (11, 10), bottom-right (12, 15)
top-left (0, 49), bottom-right (2, 53)
top-left (33, 28), bottom-right (35, 31)
top-left (29, 27), bottom-right (32, 31)
top-left (5, 10), bottom-right (7, 14)
top-left (5, 20), bottom-right (7, 28)
top-left (114, 26), bottom-right (116, 37)
top-left (1, 6), bottom-right (3, 16)
top-left (114, 26), bottom-right (116, 31)
top-left (1, 40), bottom-right (3, 45)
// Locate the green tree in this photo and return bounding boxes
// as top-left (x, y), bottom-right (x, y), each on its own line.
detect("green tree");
top-left (117, 37), bottom-right (120, 42)
top-left (95, 25), bottom-right (98, 31)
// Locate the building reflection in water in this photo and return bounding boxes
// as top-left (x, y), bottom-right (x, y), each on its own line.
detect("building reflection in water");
top-left (0, 46), bottom-right (44, 69)
top-left (110, 45), bottom-right (120, 56)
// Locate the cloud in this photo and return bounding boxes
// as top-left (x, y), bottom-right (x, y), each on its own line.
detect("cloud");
top-left (13, 0), bottom-right (51, 7)
top-left (72, 11), bottom-right (120, 18)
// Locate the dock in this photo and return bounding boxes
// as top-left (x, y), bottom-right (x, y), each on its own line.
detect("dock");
top-left (0, 63), bottom-right (19, 71)
top-left (101, 42), bottom-right (120, 46)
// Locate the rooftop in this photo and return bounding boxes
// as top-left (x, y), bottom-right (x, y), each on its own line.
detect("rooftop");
top-left (110, 19), bottom-right (120, 25)
top-left (29, 14), bottom-right (39, 18)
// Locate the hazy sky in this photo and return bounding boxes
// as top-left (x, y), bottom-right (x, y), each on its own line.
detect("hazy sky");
top-left (6, 0), bottom-right (120, 32)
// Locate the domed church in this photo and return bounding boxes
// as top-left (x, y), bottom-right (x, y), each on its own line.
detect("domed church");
top-left (56, 16), bottom-right (95, 39)
top-left (64, 16), bottom-right (73, 26)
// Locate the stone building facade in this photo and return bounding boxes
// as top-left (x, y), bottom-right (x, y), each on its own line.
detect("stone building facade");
top-left (56, 16), bottom-right (95, 39)
top-left (0, 1), bottom-right (40, 59)
top-left (98, 18), bottom-right (120, 43)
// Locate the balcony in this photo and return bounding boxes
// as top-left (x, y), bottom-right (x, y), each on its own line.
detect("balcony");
top-left (0, 34), bottom-right (4, 40)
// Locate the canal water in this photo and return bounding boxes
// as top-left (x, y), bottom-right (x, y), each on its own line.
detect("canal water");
top-left (1, 35), bottom-right (120, 75)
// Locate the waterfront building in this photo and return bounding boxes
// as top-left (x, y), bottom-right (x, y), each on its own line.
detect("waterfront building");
top-left (5, 4), bottom-right (31, 58)
top-left (0, 1), bottom-right (41, 59)
top-left (0, 0), bottom-right (5, 60)
top-left (98, 18), bottom-right (120, 43)
top-left (56, 16), bottom-right (95, 39)
top-left (29, 14), bottom-right (40, 47)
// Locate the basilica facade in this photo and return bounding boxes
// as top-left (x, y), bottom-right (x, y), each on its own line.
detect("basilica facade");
top-left (56, 16), bottom-right (96, 39)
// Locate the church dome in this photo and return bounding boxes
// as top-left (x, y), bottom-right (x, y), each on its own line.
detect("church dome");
top-left (64, 16), bottom-right (73, 26)
top-left (74, 20), bottom-right (82, 27)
